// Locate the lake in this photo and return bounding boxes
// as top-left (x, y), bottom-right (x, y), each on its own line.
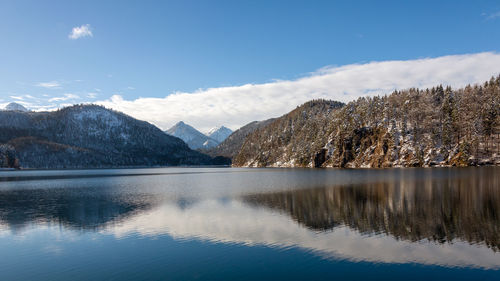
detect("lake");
top-left (0, 167), bottom-right (499, 280)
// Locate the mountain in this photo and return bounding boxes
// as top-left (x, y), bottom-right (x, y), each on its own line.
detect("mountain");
top-left (165, 121), bottom-right (218, 149)
top-left (0, 104), bottom-right (213, 169)
top-left (233, 100), bottom-right (344, 167)
top-left (233, 76), bottom-right (500, 168)
top-left (207, 126), bottom-right (233, 143)
top-left (4, 102), bottom-right (28, 112)
top-left (204, 118), bottom-right (276, 159)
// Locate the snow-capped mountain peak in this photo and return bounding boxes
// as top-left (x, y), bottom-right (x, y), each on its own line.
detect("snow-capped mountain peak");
top-left (207, 126), bottom-right (233, 143)
top-left (4, 102), bottom-right (28, 112)
top-left (166, 121), bottom-right (202, 142)
top-left (166, 121), bottom-right (219, 149)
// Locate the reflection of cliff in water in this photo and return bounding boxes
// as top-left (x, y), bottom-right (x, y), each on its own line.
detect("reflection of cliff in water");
top-left (245, 170), bottom-right (500, 251)
top-left (0, 187), bottom-right (157, 231)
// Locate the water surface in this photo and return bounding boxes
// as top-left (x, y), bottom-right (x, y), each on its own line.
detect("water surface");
top-left (0, 167), bottom-right (499, 280)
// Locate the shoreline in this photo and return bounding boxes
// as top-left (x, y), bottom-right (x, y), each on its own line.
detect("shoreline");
top-left (1, 164), bottom-right (499, 172)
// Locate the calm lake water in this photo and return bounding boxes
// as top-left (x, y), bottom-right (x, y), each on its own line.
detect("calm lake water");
top-left (0, 167), bottom-right (499, 280)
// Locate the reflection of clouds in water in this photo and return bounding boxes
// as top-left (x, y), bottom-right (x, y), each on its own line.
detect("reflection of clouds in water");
top-left (0, 223), bottom-right (86, 242)
top-left (0, 225), bottom-right (8, 236)
top-left (102, 200), bottom-right (500, 269)
top-left (42, 244), bottom-right (64, 255)
top-left (1, 167), bottom-right (499, 270)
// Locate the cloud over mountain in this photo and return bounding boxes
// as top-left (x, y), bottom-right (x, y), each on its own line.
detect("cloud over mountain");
top-left (95, 52), bottom-right (500, 132)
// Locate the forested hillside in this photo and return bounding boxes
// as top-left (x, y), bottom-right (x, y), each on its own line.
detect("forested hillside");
top-left (0, 105), bottom-right (212, 168)
top-left (233, 76), bottom-right (500, 167)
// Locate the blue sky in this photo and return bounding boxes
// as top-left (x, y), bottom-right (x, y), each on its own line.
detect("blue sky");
top-left (1, 0), bottom-right (500, 130)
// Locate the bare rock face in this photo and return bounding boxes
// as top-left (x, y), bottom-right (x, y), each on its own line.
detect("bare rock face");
top-left (0, 144), bottom-right (19, 169)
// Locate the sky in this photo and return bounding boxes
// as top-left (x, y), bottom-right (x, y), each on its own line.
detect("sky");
top-left (1, 0), bottom-right (500, 131)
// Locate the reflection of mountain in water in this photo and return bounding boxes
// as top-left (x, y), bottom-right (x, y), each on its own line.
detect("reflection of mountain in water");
top-left (245, 170), bottom-right (500, 251)
top-left (0, 187), bottom-right (157, 231)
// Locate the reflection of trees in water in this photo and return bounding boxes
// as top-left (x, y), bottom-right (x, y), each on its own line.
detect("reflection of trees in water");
top-left (0, 187), bottom-right (157, 231)
top-left (245, 172), bottom-right (500, 251)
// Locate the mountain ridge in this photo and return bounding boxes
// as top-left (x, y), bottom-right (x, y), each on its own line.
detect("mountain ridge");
top-left (3, 102), bottom-right (28, 112)
top-left (0, 104), bottom-right (213, 168)
top-left (165, 121), bottom-right (219, 150)
top-left (233, 77), bottom-right (500, 168)
top-left (204, 118), bottom-right (276, 159)
top-left (207, 126), bottom-right (233, 143)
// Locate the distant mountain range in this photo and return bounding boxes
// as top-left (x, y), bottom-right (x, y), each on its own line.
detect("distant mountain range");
top-left (165, 121), bottom-right (232, 150)
top-left (0, 105), bottom-right (212, 169)
top-left (1, 76), bottom-right (499, 169)
top-left (207, 126), bottom-right (233, 143)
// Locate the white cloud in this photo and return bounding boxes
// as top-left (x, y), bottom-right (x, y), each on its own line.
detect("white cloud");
top-left (68, 24), bottom-right (93, 40)
top-left (48, 93), bottom-right (80, 102)
top-left (36, 81), bottom-right (61, 89)
top-left (96, 52), bottom-right (500, 132)
top-left (5, 94), bottom-right (39, 103)
top-left (87, 92), bottom-right (98, 98)
top-left (486, 11), bottom-right (500, 20)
